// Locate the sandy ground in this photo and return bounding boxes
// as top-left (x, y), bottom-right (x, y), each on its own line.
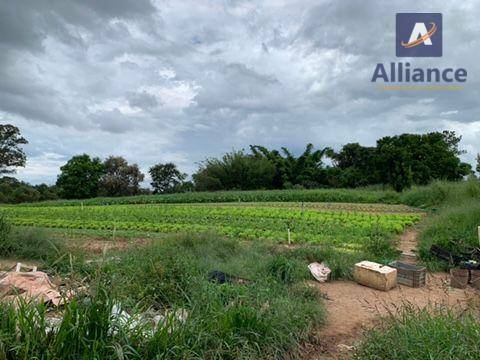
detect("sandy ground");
top-left (306, 227), bottom-right (479, 359)
top-left (308, 273), bottom-right (477, 359)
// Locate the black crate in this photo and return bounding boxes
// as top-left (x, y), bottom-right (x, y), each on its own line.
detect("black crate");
top-left (388, 261), bottom-right (426, 288)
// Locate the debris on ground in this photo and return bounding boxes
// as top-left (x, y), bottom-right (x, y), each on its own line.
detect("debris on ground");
top-left (0, 263), bottom-right (64, 306)
top-left (207, 270), bottom-right (252, 285)
top-left (311, 272), bottom-right (477, 359)
top-left (110, 303), bottom-right (189, 336)
top-left (430, 244), bottom-right (480, 268)
top-left (354, 261), bottom-right (397, 291)
top-left (308, 262), bottom-right (331, 283)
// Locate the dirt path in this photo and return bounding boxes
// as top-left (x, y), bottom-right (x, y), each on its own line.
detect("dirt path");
top-left (309, 273), bottom-right (477, 359)
top-left (307, 227), bottom-right (478, 359)
top-left (398, 228), bottom-right (420, 263)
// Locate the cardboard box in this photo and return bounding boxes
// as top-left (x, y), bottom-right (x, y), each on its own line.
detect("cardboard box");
top-left (354, 261), bottom-right (397, 291)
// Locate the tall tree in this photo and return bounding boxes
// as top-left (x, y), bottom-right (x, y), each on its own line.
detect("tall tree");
top-left (0, 124), bottom-right (28, 174)
top-left (329, 143), bottom-right (380, 187)
top-left (56, 154), bottom-right (105, 199)
top-left (149, 163), bottom-right (187, 194)
top-left (250, 144), bottom-right (330, 188)
top-left (98, 156), bottom-right (145, 197)
top-left (193, 150), bottom-right (275, 191)
top-left (376, 131), bottom-right (469, 191)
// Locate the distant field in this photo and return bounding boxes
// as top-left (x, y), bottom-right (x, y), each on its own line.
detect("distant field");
top-left (1, 202), bottom-right (422, 250)
top-left (14, 188), bottom-right (402, 207)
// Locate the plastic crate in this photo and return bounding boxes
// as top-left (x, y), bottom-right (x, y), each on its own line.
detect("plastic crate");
top-left (388, 261), bottom-right (426, 288)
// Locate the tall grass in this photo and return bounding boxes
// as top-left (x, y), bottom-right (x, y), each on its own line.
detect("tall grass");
top-left (401, 178), bottom-right (480, 208)
top-left (0, 216), bottom-right (67, 266)
top-left (400, 179), bottom-right (480, 264)
top-left (0, 233), bottom-right (324, 359)
top-left (354, 306), bottom-right (480, 359)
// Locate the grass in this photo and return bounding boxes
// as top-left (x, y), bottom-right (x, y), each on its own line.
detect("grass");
top-left (14, 187), bottom-right (401, 207)
top-left (0, 233), bottom-right (325, 359)
top-left (400, 179), bottom-right (480, 268)
top-left (354, 306), bottom-right (480, 359)
top-left (0, 216), bottom-right (67, 265)
top-left (0, 203), bottom-right (421, 252)
top-left (2, 179), bottom-right (480, 357)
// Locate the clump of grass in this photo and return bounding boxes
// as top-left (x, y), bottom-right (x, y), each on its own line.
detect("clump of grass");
top-left (266, 255), bottom-right (301, 284)
top-left (401, 179), bottom-right (480, 208)
top-left (354, 306), bottom-right (480, 359)
top-left (418, 199), bottom-right (480, 263)
top-left (0, 216), bottom-right (67, 267)
top-left (68, 233), bottom-right (325, 358)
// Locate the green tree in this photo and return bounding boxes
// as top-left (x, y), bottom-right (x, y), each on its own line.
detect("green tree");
top-left (99, 156), bottom-right (144, 197)
top-left (193, 150), bottom-right (275, 191)
top-left (149, 163), bottom-right (187, 194)
top-left (376, 131), bottom-right (468, 191)
top-left (250, 144), bottom-right (330, 188)
top-left (56, 154), bottom-right (104, 199)
top-left (328, 143), bottom-right (380, 187)
top-left (0, 124), bottom-right (28, 174)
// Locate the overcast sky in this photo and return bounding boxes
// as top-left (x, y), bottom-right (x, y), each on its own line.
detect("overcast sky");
top-left (1, 0), bottom-right (479, 185)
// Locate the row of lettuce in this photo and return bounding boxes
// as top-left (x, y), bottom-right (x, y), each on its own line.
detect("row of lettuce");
top-left (0, 204), bottom-right (422, 248)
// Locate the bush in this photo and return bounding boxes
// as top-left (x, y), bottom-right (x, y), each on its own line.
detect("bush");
top-left (354, 307), bottom-right (480, 359)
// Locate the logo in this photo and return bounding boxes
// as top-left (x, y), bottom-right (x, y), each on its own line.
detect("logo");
top-left (371, 12), bottom-right (467, 88)
top-left (396, 13), bottom-right (442, 57)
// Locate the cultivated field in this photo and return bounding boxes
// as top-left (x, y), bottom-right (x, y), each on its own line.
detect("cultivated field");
top-left (0, 202), bottom-right (422, 250)
top-left (1, 182), bottom-right (479, 359)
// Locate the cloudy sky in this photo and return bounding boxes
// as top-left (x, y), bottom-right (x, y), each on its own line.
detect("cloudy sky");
top-left (1, 0), bottom-right (479, 185)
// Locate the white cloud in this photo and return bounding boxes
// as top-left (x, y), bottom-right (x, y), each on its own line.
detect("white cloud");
top-left (1, 0), bottom-right (479, 184)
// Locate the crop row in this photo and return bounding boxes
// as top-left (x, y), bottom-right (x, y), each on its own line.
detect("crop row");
top-left (0, 203), bottom-right (421, 246)
top-left (12, 188), bottom-right (402, 207)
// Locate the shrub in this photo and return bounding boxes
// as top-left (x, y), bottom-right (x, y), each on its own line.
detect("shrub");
top-left (354, 307), bottom-right (480, 359)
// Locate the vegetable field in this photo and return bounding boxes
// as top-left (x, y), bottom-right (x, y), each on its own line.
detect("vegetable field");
top-left (0, 202), bottom-right (422, 250)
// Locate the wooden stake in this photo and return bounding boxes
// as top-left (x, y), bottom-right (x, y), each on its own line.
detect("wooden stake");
top-left (287, 228), bottom-right (291, 245)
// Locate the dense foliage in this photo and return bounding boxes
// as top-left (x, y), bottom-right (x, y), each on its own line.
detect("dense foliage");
top-left (98, 156), bottom-right (144, 197)
top-left (56, 154), bottom-right (105, 199)
top-left (193, 150), bottom-right (276, 191)
top-left (0, 176), bottom-right (58, 203)
top-left (195, 131), bottom-right (471, 192)
top-left (0, 124), bottom-right (28, 174)
top-left (149, 162), bottom-right (188, 193)
top-left (0, 126), bottom-right (476, 203)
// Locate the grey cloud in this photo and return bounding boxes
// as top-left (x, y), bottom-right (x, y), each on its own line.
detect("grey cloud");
top-left (127, 91), bottom-right (160, 109)
top-left (0, 0), bottom-right (479, 185)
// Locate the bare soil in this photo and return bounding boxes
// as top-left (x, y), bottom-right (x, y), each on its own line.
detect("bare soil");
top-left (307, 227), bottom-right (479, 359)
top-left (309, 273), bottom-right (477, 359)
top-left (77, 237), bottom-right (150, 253)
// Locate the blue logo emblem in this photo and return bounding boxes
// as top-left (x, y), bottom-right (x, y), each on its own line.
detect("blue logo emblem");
top-left (396, 13), bottom-right (442, 57)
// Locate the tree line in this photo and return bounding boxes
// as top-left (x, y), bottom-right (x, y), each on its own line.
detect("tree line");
top-left (0, 123), bottom-right (478, 202)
